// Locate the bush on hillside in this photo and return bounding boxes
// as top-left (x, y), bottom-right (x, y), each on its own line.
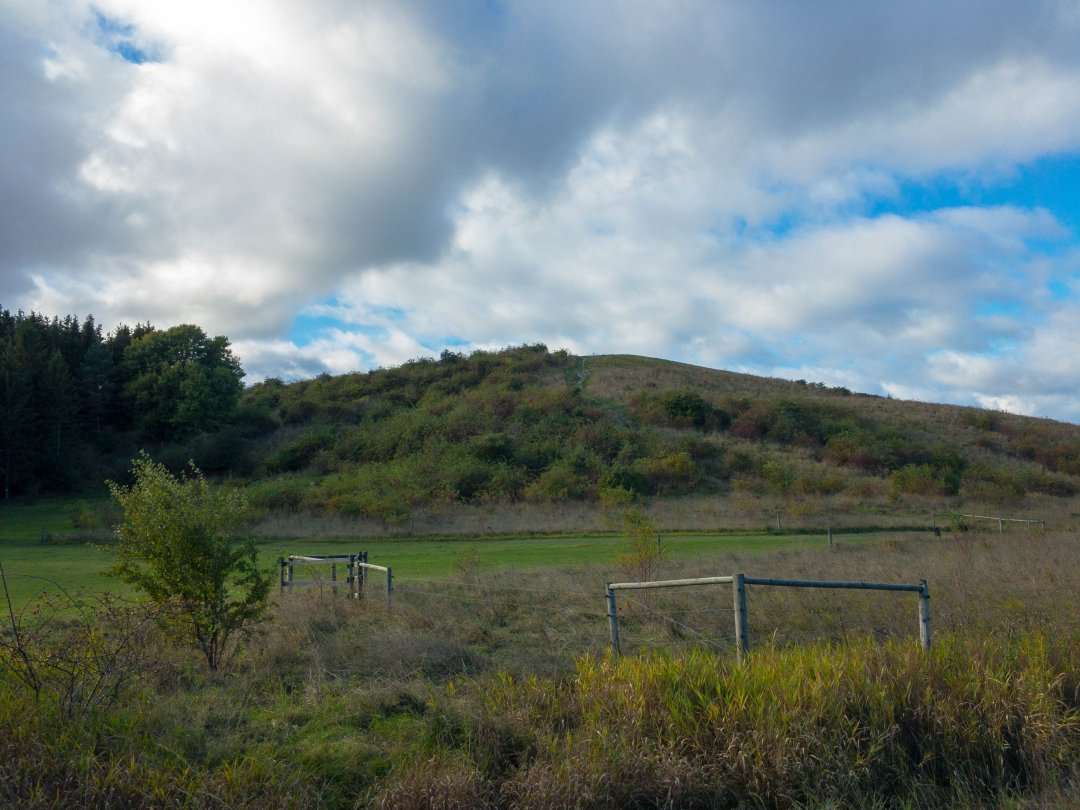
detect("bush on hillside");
top-left (633, 389), bottom-right (730, 431)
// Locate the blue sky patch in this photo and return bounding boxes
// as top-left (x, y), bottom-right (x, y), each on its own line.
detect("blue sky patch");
top-left (1047, 280), bottom-right (1073, 301)
top-left (974, 300), bottom-right (1022, 318)
top-left (92, 9), bottom-right (159, 64)
top-left (869, 152), bottom-right (1080, 232)
top-left (289, 313), bottom-right (382, 345)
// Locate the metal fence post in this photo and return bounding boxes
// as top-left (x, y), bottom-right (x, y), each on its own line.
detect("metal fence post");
top-left (733, 573), bottom-right (749, 660)
top-left (606, 585), bottom-right (621, 656)
top-left (386, 566), bottom-right (393, 609)
top-left (918, 579), bottom-right (932, 651)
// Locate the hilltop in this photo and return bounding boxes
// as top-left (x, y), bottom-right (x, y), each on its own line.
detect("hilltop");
top-left (6, 315), bottom-right (1078, 534)
top-left (212, 345), bottom-right (1080, 534)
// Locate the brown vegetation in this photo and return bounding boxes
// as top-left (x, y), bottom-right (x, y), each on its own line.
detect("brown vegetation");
top-left (3, 528), bottom-right (1080, 807)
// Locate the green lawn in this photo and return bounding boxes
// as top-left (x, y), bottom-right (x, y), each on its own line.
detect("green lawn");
top-left (1, 497), bottom-right (868, 610)
top-left (260, 530), bottom-right (837, 582)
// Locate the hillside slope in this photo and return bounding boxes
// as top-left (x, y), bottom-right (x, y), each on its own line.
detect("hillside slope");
top-left (183, 346), bottom-right (1080, 532)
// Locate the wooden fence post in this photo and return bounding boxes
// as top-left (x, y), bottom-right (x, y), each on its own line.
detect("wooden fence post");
top-left (606, 586), bottom-right (621, 656)
top-left (732, 573), bottom-right (749, 660)
top-left (385, 566), bottom-right (393, 609)
top-left (918, 579), bottom-right (932, 651)
top-left (279, 557), bottom-right (286, 594)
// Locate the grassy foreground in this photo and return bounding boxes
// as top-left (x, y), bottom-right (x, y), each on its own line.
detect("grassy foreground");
top-left (2, 528), bottom-right (1080, 807)
top-left (3, 633), bottom-right (1077, 809)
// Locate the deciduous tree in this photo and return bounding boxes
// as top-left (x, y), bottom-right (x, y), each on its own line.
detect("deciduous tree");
top-left (108, 454), bottom-right (271, 670)
top-left (123, 324), bottom-right (244, 441)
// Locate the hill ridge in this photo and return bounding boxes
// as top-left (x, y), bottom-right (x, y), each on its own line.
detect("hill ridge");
top-left (217, 346), bottom-right (1080, 529)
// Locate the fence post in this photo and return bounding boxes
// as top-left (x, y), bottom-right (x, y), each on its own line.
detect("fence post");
top-left (279, 557), bottom-right (286, 594)
top-left (732, 573), bottom-right (749, 660)
top-left (918, 579), bottom-right (931, 651)
top-left (331, 561), bottom-right (338, 596)
top-left (386, 566), bottom-right (393, 609)
top-left (606, 586), bottom-right (621, 656)
top-left (287, 558), bottom-right (294, 588)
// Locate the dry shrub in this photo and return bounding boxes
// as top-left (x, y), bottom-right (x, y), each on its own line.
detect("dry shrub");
top-left (0, 567), bottom-right (178, 719)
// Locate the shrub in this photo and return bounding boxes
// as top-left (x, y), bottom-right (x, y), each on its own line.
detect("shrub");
top-left (793, 472), bottom-right (846, 495)
top-left (634, 390), bottom-right (730, 431)
top-left (0, 564), bottom-right (172, 718)
top-left (108, 454), bottom-right (272, 670)
top-left (888, 464), bottom-right (948, 499)
top-left (598, 485), bottom-right (636, 508)
top-left (470, 433), bottom-right (516, 464)
top-left (632, 451), bottom-right (700, 496)
top-left (759, 459), bottom-right (795, 493)
top-left (247, 474), bottom-right (315, 512)
top-left (600, 465), bottom-right (648, 496)
top-left (480, 463), bottom-right (527, 502)
top-left (960, 408), bottom-right (1001, 432)
top-left (265, 426), bottom-right (336, 473)
top-left (524, 463), bottom-right (590, 502)
top-left (327, 492), bottom-right (411, 523)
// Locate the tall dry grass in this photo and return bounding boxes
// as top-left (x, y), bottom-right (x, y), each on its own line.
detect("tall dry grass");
top-left (3, 528), bottom-right (1079, 808)
top-left (364, 530), bottom-right (1080, 808)
top-left (250, 490), bottom-right (1080, 539)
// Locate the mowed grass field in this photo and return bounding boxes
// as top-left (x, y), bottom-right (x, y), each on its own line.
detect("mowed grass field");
top-left (1, 496), bottom-right (879, 610)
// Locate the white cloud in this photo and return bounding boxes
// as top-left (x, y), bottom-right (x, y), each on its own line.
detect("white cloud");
top-left (3, 0), bottom-right (1080, 419)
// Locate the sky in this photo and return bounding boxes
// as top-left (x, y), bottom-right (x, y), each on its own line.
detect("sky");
top-left (3, 1), bottom-right (1080, 421)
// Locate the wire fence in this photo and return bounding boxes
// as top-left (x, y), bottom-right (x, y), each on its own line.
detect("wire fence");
top-left (274, 545), bottom-right (940, 664)
top-left (387, 575), bottom-right (741, 660)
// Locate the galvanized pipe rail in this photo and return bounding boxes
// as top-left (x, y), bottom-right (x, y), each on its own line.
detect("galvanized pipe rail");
top-left (606, 574), bottom-right (930, 659)
top-left (932, 512), bottom-right (1045, 532)
top-left (355, 562), bottom-right (393, 608)
top-left (280, 553), bottom-right (365, 598)
top-left (278, 552), bottom-right (392, 605)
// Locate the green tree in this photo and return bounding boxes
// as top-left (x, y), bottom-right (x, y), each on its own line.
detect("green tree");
top-left (42, 350), bottom-right (78, 458)
top-left (123, 324), bottom-right (244, 441)
top-left (108, 454), bottom-right (271, 669)
top-left (614, 508), bottom-right (664, 583)
top-left (0, 334), bottom-right (34, 499)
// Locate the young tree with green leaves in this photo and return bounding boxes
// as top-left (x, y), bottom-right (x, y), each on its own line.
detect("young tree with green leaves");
top-left (108, 454), bottom-right (271, 670)
top-left (614, 508), bottom-right (664, 583)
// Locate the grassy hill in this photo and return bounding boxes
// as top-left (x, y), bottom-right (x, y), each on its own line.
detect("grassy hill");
top-left (5, 344), bottom-right (1080, 808)
top-left (140, 344), bottom-right (1080, 534)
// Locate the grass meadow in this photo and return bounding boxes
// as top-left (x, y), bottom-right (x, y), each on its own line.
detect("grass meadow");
top-left (0, 495), bottom-right (879, 611)
top-left (1, 496), bottom-right (1079, 807)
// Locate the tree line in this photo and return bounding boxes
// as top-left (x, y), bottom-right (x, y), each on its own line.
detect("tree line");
top-left (0, 308), bottom-right (244, 499)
